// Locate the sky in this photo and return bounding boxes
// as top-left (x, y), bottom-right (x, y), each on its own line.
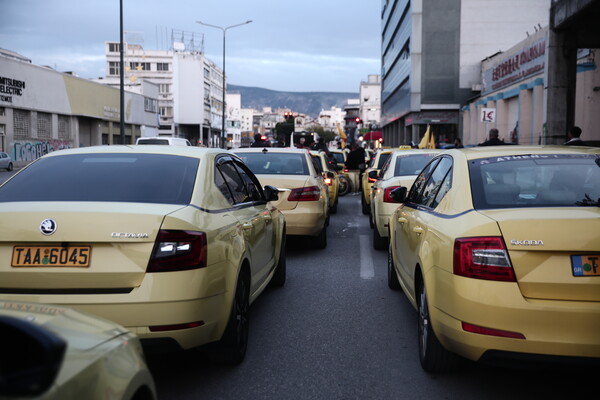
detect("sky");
top-left (1, 0), bottom-right (381, 93)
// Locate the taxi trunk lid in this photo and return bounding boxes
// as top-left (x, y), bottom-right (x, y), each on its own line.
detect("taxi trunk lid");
top-left (482, 208), bottom-right (600, 301)
top-left (256, 175), bottom-right (311, 210)
top-left (0, 202), bottom-right (184, 291)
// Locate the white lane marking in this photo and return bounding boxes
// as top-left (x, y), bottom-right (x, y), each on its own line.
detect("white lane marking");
top-left (360, 235), bottom-right (375, 279)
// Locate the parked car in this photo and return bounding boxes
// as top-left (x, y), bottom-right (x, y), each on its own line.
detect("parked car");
top-left (387, 146), bottom-right (600, 372)
top-left (370, 149), bottom-right (441, 249)
top-left (310, 150), bottom-right (340, 214)
top-left (136, 136), bottom-right (192, 146)
top-left (0, 146), bottom-right (286, 364)
top-left (0, 300), bottom-right (156, 400)
top-left (235, 147), bottom-right (329, 249)
top-left (361, 148), bottom-right (395, 214)
top-left (0, 152), bottom-right (13, 171)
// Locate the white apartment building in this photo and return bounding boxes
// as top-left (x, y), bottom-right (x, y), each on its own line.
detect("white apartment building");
top-left (359, 75), bottom-right (381, 129)
top-left (98, 40), bottom-right (224, 147)
top-left (318, 106), bottom-right (346, 130)
top-left (226, 92), bottom-right (242, 148)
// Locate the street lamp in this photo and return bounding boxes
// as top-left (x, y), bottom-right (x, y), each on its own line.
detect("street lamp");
top-left (197, 20), bottom-right (252, 148)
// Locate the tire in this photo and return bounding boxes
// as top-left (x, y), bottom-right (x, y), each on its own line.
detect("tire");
top-left (338, 175), bottom-right (351, 197)
top-left (7, 163), bottom-right (13, 172)
top-left (312, 224), bottom-right (327, 249)
top-left (361, 193), bottom-right (370, 214)
top-left (373, 221), bottom-right (388, 250)
top-left (417, 279), bottom-right (459, 372)
top-left (210, 271), bottom-right (250, 364)
top-left (387, 245), bottom-right (401, 290)
top-left (270, 232), bottom-right (286, 288)
top-left (330, 198), bottom-right (338, 214)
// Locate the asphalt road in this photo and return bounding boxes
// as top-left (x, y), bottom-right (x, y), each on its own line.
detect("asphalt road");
top-left (146, 194), bottom-right (597, 400)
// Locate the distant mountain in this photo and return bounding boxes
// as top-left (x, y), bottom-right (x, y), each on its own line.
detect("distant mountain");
top-left (228, 84), bottom-right (358, 118)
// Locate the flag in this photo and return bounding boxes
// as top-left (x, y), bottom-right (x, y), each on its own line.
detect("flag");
top-left (418, 125), bottom-right (436, 149)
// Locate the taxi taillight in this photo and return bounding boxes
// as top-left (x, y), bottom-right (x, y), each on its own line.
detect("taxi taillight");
top-left (147, 230), bottom-right (207, 272)
top-left (288, 186), bottom-right (321, 201)
top-left (324, 177), bottom-right (333, 186)
top-left (383, 186), bottom-right (401, 203)
top-left (453, 237), bottom-right (515, 282)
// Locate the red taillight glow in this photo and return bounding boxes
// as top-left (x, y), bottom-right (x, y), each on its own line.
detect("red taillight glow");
top-left (383, 186), bottom-right (401, 203)
top-left (453, 237), bottom-right (515, 281)
top-left (462, 322), bottom-right (525, 339)
top-left (324, 177), bottom-right (333, 186)
top-left (368, 176), bottom-right (377, 183)
top-left (288, 186), bottom-right (321, 201)
top-left (344, 168), bottom-right (349, 173)
top-left (147, 230), bottom-right (207, 273)
top-left (149, 320), bottom-right (205, 332)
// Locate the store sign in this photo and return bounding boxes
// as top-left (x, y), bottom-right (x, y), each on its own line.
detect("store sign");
top-left (0, 76), bottom-right (26, 104)
top-left (481, 30), bottom-right (547, 95)
top-left (481, 108), bottom-right (496, 123)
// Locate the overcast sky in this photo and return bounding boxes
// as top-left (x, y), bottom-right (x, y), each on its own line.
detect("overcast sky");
top-left (1, 0), bottom-right (381, 93)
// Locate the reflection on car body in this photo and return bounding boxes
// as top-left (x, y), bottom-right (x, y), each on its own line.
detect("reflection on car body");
top-left (0, 146), bottom-right (286, 364)
top-left (387, 146), bottom-right (600, 372)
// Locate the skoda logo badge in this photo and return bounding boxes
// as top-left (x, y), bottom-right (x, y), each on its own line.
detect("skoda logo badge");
top-left (40, 219), bottom-right (57, 235)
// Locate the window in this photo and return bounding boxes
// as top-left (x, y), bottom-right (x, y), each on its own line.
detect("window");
top-left (234, 161), bottom-right (263, 202)
top-left (144, 97), bottom-right (158, 113)
top-left (109, 62), bottom-right (120, 76)
top-left (108, 43), bottom-right (121, 53)
top-left (217, 161), bottom-right (250, 204)
top-left (215, 166), bottom-right (235, 204)
top-left (407, 158), bottom-right (440, 204)
top-left (418, 157), bottom-right (452, 207)
top-left (57, 115), bottom-right (70, 139)
top-left (37, 112), bottom-right (52, 139)
top-left (157, 63), bottom-right (169, 71)
top-left (0, 107), bottom-right (5, 116)
top-left (0, 154), bottom-right (198, 205)
top-left (236, 152), bottom-right (309, 175)
top-left (129, 62), bottom-right (150, 71)
top-left (13, 109), bottom-right (30, 139)
top-left (159, 84), bottom-right (170, 94)
top-left (394, 153), bottom-right (438, 176)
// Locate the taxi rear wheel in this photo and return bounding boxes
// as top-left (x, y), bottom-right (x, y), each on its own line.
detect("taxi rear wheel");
top-left (361, 194), bottom-right (370, 214)
top-left (417, 279), bottom-right (459, 372)
top-left (373, 223), bottom-right (388, 250)
top-left (312, 225), bottom-right (327, 249)
top-left (210, 271), bottom-right (250, 364)
top-left (338, 175), bottom-right (351, 196)
top-left (387, 245), bottom-right (401, 290)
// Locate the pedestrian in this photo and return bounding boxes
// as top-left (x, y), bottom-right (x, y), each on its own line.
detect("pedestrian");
top-left (312, 137), bottom-right (331, 156)
top-left (479, 128), bottom-right (504, 146)
top-left (250, 133), bottom-right (268, 147)
top-left (564, 126), bottom-right (587, 146)
top-left (454, 138), bottom-right (464, 148)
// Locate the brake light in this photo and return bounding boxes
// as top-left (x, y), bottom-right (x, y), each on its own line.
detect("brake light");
top-left (147, 230), bottom-right (207, 272)
top-left (462, 322), bottom-right (525, 339)
top-left (383, 186), bottom-right (401, 203)
top-left (344, 168), bottom-right (349, 173)
top-left (453, 237), bottom-right (515, 281)
top-left (324, 177), bottom-right (333, 186)
top-left (288, 186), bottom-right (321, 201)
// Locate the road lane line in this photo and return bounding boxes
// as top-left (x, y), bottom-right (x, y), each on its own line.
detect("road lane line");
top-left (360, 235), bottom-right (375, 279)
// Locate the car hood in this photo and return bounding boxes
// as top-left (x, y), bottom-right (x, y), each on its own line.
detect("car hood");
top-left (480, 207), bottom-right (600, 301)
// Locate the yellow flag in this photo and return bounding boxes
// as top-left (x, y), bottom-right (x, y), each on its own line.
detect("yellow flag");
top-left (419, 125), bottom-right (436, 149)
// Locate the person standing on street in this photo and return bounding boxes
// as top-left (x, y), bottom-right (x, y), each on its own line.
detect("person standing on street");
top-left (479, 128), bottom-right (504, 146)
top-left (251, 133), bottom-right (268, 147)
top-left (564, 126), bottom-right (587, 146)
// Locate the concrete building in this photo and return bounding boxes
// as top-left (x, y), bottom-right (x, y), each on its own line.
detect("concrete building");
top-left (359, 75), bottom-right (381, 129)
top-left (98, 37), bottom-right (224, 147)
top-left (381, 0), bottom-right (552, 147)
top-left (318, 106), bottom-right (346, 130)
top-left (0, 49), bottom-right (158, 168)
top-left (226, 92), bottom-right (242, 148)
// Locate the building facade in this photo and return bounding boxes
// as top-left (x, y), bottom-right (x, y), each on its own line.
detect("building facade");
top-left (0, 49), bottom-right (158, 168)
top-left (381, 0), bottom-right (551, 147)
top-left (359, 74), bottom-right (381, 130)
top-left (99, 40), bottom-right (224, 147)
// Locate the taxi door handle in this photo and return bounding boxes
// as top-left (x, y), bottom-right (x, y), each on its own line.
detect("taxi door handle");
top-left (262, 214), bottom-right (272, 223)
top-left (398, 217), bottom-right (408, 224)
top-left (242, 222), bottom-right (253, 231)
top-left (412, 226), bottom-right (424, 235)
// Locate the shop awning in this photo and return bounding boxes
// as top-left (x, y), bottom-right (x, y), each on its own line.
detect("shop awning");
top-left (363, 131), bottom-right (382, 141)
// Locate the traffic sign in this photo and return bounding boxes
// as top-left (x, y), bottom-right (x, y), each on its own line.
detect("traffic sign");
top-left (481, 108), bottom-right (496, 123)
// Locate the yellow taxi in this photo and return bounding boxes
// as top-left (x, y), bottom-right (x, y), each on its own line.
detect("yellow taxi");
top-left (235, 147), bottom-right (330, 249)
top-left (387, 146), bottom-right (600, 371)
top-left (361, 148), bottom-right (396, 214)
top-left (310, 150), bottom-right (340, 214)
top-left (0, 300), bottom-right (156, 399)
top-left (370, 149), bottom-right (441, 249)
top-left (0, 146), bottom-right (286, 364)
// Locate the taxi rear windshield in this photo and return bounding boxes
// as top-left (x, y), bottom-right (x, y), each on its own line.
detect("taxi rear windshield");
top-left (236, 152), bottom-right (309, 175)
top-left (0, 153), bottom-right (198, 204)
top-left (469, 154), bottom-right (600, 209)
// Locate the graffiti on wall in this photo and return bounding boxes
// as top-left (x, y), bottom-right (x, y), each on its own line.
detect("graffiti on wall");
top-left (13, 140), bottom-right (73, 162)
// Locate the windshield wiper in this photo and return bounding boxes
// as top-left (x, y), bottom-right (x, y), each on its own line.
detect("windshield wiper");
top-left (575, 194), bottom-right (600, 207)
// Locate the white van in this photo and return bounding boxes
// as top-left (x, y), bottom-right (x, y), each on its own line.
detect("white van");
top-left (136, 137), bottom-right (192, 146)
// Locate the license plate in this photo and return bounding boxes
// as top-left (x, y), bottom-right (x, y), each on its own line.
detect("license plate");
top-left (12, 246), bottom-right (91, 267)
top-left (571, 255), bottom-right (600, 277)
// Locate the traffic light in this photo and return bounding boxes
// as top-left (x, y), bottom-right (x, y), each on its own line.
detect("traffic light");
top-left (355, 117), bottom-right (362, 124)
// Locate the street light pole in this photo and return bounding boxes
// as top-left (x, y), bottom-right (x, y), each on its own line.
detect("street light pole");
top-left (197, 20), bottom-right (252, 149)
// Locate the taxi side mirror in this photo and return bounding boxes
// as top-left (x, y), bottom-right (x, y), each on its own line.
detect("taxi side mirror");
top-left (325, 171), bottom-right (335, 179)
top-left (389, 186), bottom-right (408, 203)
top-left (368, 170), bottom-right (379, 180)
top-left (263, 185), bottom-right (279, 202)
